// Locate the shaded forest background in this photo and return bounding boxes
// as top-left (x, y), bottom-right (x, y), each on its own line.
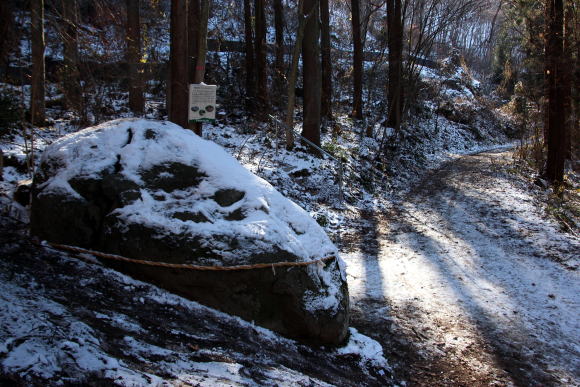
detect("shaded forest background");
top-left (0, 0), bottom-right (578, 184)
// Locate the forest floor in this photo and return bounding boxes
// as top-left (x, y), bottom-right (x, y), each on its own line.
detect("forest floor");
top-left (2, 145), bottom-right (577, 386)
top-left (342, 149), bottom-right (579, 386)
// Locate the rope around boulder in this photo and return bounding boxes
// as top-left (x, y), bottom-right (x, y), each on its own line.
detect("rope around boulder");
top-left (44, 242), bottom-right (336, 271)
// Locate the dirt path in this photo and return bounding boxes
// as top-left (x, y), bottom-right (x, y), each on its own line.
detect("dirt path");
top-left (342, 150), bottom-right (579, 386)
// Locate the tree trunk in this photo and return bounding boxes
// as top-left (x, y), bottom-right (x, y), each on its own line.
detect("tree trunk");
top-left (126, 0), bottom-right (144, 115)
top-left (386, 0), bottom-right (403, 131)
top-left (285, 0), bottom-right (307, 150)
top-left (254, 0), bottom-right (269, 113)
top-left (0, 1), bottom-right (14, 70)
top-left (30, 0), bottom-right (45, 125)
top-left (188, 0), bottom-right (200, 82)
top-left (302, 0), bottom-right (322, 150)
top-left (320, 0), bottom-right (332, 119)
top-left (273, 0), bottom-right (285, 101)
top-left (574, 3), bottom-right (580, 162)
top-left (61, 0), bottom-right (82, 119)
top-left (543, 0), bottom-right (566, 183)
top-left (168, 0), bottom-right (188, 128)
top-left (191, 0), bottom-right (210, 136)
top-left (187, 0), bottom-right (200, 132)
top-left (243, 0), bottom-right (255, 111)
top-left (562, 0), bottom-right (573, 162)
top-left (351, 0), bottom-right (363, 119)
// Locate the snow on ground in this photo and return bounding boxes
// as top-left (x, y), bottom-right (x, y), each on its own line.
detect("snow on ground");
top-left (343, 150), bottom-right (579, 385)
top-left (1, 119), bottom-right (391, 385)
top-left (0, 219), bottom-right (392, 385)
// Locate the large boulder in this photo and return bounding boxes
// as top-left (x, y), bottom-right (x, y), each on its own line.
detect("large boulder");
top-left (31, 118), bottom-right (349, 346)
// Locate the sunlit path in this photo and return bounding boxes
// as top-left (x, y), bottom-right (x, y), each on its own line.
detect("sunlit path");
top-left (344, 150), bottom-right (580, 385)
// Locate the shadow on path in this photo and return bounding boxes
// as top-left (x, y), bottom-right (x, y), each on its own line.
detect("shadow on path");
top-left (347, 150), bottom-right (579, 386)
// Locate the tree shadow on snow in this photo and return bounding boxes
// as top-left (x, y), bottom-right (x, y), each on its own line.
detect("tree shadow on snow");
top-left (350, 151), bottom-right (578, 385)
top-left (391, 155), bottom-right (578, 385)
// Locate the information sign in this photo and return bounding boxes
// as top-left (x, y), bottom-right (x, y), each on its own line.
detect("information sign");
top-left (188, 84), bottom-right (217, 123)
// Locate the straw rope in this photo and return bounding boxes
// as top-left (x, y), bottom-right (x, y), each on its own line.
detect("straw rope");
top-left (45, 242), bottom-right (336, 271)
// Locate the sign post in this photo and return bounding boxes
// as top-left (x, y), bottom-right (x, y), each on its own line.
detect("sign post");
top-left (188, 84), bottom-right (217, 124)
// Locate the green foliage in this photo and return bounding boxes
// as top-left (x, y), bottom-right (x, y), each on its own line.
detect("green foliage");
top-left (322, 141), bottom-right (348, 162)
top-left (501, 0), bottom-right (545, 101)
top-left (315, 214), bottom-right (329, 227)
top-left (492, 28), bottom-right (522, 98)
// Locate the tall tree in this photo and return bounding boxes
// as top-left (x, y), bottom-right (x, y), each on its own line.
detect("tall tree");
top-left (320, 0), bottom-right (332, 119)
top-left (243, 0), bottom-right (255, 111)
top-left (386, 0), bottom-right (403, 131)
top-left (188, 0), bottom-right (200, 84)
top-left (168, 0), bottom-right (188, 128)
top-left (273, 0), bottom-right (285, 99)
top-left (61, 0), bottom-right (82, 118)
top-left (254, 0), bottom-right (269, 112)
top-left (562, 0), bottom-right (574, 162)
top-left (351, 0), bottom-right (363, 119)
top-left (191, 0), bottom-right (210, 136)
top-left (126, 0), bottom-right (144, 115)
top-left (285, 0), bottom-right (307, 149)
top-left (0, 1), bottom-right (15, 72)
top-left (543, 0), bottom-right (567, 182)
top-left (30, 0), bottom-right (45, 125)
top-left (302, 0), bottom-right (322, 149)
top-left (187, 0), bottom-right (200, 132)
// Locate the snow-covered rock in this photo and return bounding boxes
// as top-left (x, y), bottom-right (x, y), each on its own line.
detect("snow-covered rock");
top-left (30, 118), bottom-right (349, 346)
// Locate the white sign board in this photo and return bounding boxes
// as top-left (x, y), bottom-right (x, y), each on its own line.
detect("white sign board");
top-left (188, 84), bottom-right (217, 123)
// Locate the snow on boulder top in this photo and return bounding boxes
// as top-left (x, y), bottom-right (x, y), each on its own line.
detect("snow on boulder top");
top-left (35, 118), bottom-right (339, 265)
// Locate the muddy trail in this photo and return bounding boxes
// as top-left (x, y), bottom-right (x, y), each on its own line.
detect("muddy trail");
top-left (343, 150), bottom-right (579, 386)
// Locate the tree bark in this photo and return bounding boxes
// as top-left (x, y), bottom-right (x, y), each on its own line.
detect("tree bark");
top-left (302, 0), bottom-right (322, 150)
top-left (188, 0), bottom-right (200, 83)
top-left (386, 0), bottom-right (403, 131)
top-left (543, 0), bottom-right (566, 183)
top-left (61, 0), bottom-right (82, 119)
top-left (0, 1), bottom-right (14, 71)
top-left (574, 2), bottom-right (580, 162)
top-left (30, 0), bottom-right (45, 125)
top-left (273, 0), bottom-right (285, 100)
top-left (192, 0), bottom-right (209, 84)
top-left (191, 0), bottom-right (210, 136)
top-left (254, 0), bottom-right (269, 112)
top-left (320, 0), bottom-right (332, 119)
top-left (187, 0), bottom-right (200, 132)
top-left (168, 0), bottom-right (189, 128)
top-left (351, 0), bottom-right (363, 119)
top-left (562, 0), bottom-right (573, 162)
top-left (243, 0), bottom-right (255, 111)
top-left (126, 0), bottom-right (144, 115)
top-left (285, 0), bottom-right (307, 150)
